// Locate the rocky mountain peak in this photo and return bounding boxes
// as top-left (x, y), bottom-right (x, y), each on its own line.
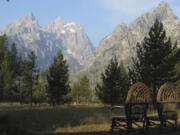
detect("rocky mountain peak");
top-left (16, 12), bottom-right (39, 28)
top-left (44, 16), bottom-right (64, 33)
top-left (157, 1), bottom-right (171, 9)
top-left (17, 12), bottom-right (38, 26)
top-left (65, 21), bottom-right (81, 29)
top-left (0, 12), bottom-right (39, 36)
top-left (23, 12), bottom-right (36, 21)
top-left (0, 14), bottom-right (95, 72)
top-left (63, 21), bottom-right (84, 34)
top-left (113, 22), bottom-right (127, 34)
top-left (54, 16), bottom-right (64, 24)
top-left (66, 21), bottom-right (77, 26)
top-left (82, 1), bottom-right (180, 84)
top-left (153, 1), bottom-right (177, 20)
top-left (118, 22), bottom-right (127, 27)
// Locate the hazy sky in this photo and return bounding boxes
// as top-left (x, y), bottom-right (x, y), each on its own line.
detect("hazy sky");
top-left (1, 0), bottom-right (180, 47)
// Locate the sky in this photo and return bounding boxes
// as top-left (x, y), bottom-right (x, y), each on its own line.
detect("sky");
top-left (1, 0), bottom-right (180, 47)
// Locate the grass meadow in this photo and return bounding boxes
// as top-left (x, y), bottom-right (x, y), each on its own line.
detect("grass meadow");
top-left (0, 103), bottom-right (111, 135)
top-left (0, 103), bottom-right (180, 135)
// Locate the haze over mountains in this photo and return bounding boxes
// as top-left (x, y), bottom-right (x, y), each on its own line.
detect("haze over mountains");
top-left (1, 1), bottom-right (180, 78)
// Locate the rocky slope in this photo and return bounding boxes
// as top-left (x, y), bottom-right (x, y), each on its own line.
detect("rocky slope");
top-left (0, 13), bottom-right (94, 72)
top-left (76, 1), bottom-right (180, 83)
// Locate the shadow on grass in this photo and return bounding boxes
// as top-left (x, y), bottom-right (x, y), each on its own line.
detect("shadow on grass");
top-left (47, 131), bottom-right (149, 135)
top-left (48, 129), bottom-right (180, 135)
top-left (46, 124), bottom-right (180, 135)
top-left (0, 105), bottom-right (114, 134)
top-left (1, 105), bottom-right (180, 135)
top-left (47, 131), bottom-right (112, 135)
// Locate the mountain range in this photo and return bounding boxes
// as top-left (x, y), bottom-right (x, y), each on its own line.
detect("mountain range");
top-left (1, 1), bottom-right (180, 82)
top-left (74, 1), bottom-right (180, 83)
top-left (0, 13), bottom-right (94, 73)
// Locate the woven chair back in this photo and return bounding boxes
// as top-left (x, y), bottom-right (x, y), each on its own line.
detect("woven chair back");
top-left (157, 82), bottom-right (179, 117)
top-left (126, 82), bottom-right (150, 104)
top-left (125, 82), bottom-right (150, 120)
top-left (157, 82), bottom-right (179, 102)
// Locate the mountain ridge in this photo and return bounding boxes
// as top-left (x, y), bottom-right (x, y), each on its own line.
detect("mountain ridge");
top-left (0, 13), bottom-right (94, 73)
top-left (1, 1), bottom-right (180, 80)
top-left (74, 1), bottom-right (180, 84)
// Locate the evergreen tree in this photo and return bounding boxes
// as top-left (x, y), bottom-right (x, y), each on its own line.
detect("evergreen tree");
top-left (129, 19), bottom-right (180, 104)
top-left (96, 57), bottom-right (130, 106)
top-left (71, 75), bottom-right (92, 104)
top-left (10, 43), bottom-right (18, 77)
top-left (78, 75), bottom-right (91, 103)
top-left (0, 35), bottom-right (7, 48)
top-left (46, 50), bottom-right (71, 106)
top-left (0, 35), bottom-right (9, 63)
top-left (9, 43), bottom-right (23, 100)
top-left (21, 51), bottom-right (39, 105)
top-left (71, 82), bottom-right (80, 104)
top-left (0, 35), bottom-right (8, 100)
top-left (0, 35), bottom-right (24, 102)
top-left (33, 81), bottom-right (47, 103)
top-left (0, 35), bottom-right (16, 101)
top-left (33, 70), bottom-right (48, 103)
top-left (16, 54), bottom-right (23, 101)
top-left (0, 52), bottom-right (14, 101)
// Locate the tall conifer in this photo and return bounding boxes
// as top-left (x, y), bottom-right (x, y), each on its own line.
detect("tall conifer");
top-left (21, 51), bottom-right (39, 105)
top-left (46, 50), bottom-right (70, 106)
top-left (129, 19), bottom-right (180, 104)
top-left (96, 57), bottom-right (130, 105)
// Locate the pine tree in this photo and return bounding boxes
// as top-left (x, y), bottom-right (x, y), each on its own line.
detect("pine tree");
top-left (0, 35), bottom-right (24, 101)
top-left (32, 71), bottom-right (48, 103)
top-left (21, 51), bottom-right (39, 105)
top-left (71, 82), bottom-right (80, 104)
top-left (96, 57), bottom-right (130, 106)
top-left (0, 35), bottom-right (9, 64)
top-left (33, 81), bottom-right (47, 103)
top-left (71, 75), bottom-right (91, 104)
top-left (16, 54), bottom-right (23, 101)
top-left (46, 50), bottom-right (71, 106)
top-left (0, 52), bottom-right (14, 101)
top-left (79, 75), bottom-right (91, 103)
top-left (129, 19), bottom-right (180, 104)
top-left (9, 43), bottom-right (24, 100)
top-left (0, 35), bottom-right (16, 101)
top-left (10, 43), bottom-right (18, 76)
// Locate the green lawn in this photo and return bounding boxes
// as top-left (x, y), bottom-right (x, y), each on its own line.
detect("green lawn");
top-left (0, 103), bottom-right (180, 135)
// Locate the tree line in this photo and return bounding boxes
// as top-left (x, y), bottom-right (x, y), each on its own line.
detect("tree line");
top-left (0, 35), bottom-right (40, 104)
top-left (0, 19), bottom-right (180, 106)
top-left (0, 35), bottom-right (93, 106)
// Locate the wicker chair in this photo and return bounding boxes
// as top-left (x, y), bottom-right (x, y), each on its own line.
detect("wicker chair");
top-left (110, 82), bottom-right (150, 131)
top-left (147, 82), bottom-right (179, 129)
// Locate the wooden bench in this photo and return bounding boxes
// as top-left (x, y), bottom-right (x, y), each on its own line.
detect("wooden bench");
top-left (146, 82), bottom-right (179, 129)
top-left (110, 82), bottom-right (150, 131)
